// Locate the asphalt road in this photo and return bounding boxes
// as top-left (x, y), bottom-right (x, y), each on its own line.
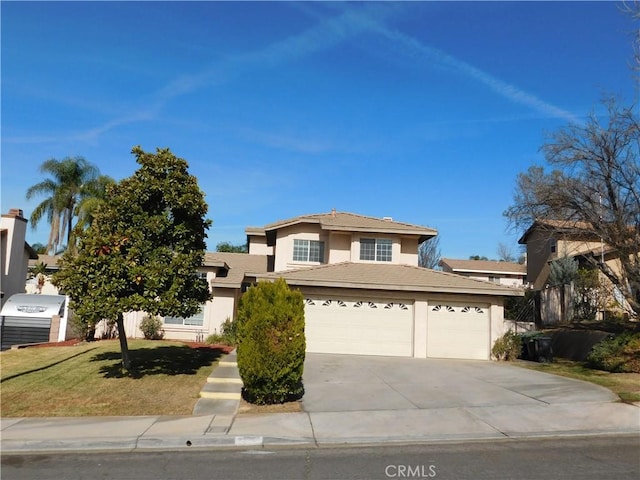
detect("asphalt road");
top-left (2, 435), bottom-right (639, 480)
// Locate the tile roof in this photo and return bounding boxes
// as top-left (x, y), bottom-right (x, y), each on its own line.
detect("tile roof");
top-left (518, 219), bottom-right (598, 244)
top-left (28, 254), bottom-right (62, 269)
top-left (247, 211), bottom-right (437, 241)
top-left (257, 262), bottom-right (523, 296)
top-left (203, 252), bottom-right (268, 288)
top-left (440, 258), bottom-right (526, 275)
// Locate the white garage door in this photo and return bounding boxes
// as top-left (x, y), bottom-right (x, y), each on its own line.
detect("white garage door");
top-left (304, 297), bottom-right (414, 357)
top-left (427, 303), bottom-right (490, 360)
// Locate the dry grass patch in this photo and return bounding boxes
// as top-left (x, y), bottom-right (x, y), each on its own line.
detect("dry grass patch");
top-left (1, 339), bottom-right (231, 417)
top-left (237, 398), bottom-right (303, 415)
top-left (517, 358), bottom-right (640, 403)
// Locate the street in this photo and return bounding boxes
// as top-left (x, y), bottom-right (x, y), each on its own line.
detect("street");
top-left (2, 435), bottom-right (639, 480)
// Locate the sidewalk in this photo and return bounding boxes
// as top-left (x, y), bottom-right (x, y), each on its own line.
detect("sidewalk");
top-left (2, 351), bottom-right (639, 453)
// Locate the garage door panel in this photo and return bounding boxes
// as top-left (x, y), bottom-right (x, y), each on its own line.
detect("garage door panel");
top-left (427, 303), bottom-right (490, 360)
top-left (305, 298), bottom-right (413, 357)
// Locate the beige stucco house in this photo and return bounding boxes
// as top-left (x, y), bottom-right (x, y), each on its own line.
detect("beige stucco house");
top-left (518, 219), bottom-right (626, 290)
top-left (121, 211), bottom-right (522, 360)
top-left (439, 258), bottom-right (527, 288)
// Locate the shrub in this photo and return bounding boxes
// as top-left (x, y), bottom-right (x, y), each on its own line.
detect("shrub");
top-left (491, 330), bottom-right (522, 361)
top-left (69, 312), bottom-right (96, 342)
top-left (586, 332), bottom-right (640, 373)
top-left (205, 318), bottom-right (238, 346)
top-left (236, 278), bottom-right (305, 405)
top-left (139, 315), bottom-right (164, 340)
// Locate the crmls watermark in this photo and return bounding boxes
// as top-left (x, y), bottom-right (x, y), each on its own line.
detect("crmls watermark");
top-left (385, 464), bottom-right (437, 478)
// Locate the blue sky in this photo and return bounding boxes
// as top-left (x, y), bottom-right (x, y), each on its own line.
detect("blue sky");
top-left (1, 1), bottom-right (637, 260)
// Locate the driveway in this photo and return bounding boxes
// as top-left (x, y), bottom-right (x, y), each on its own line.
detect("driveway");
top-left (246, 353), bottom-right (639, 443)
top-left (301, 353), bottom-right (618, 412)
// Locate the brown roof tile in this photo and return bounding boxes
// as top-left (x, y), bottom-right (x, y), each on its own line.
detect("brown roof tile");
top-left (247, 211), bottom-right (437, 241)
top-left (440, 258), bottom-right (526, 275)
top-left (204, 252), bottom-right (268, 288)
top-left (258, 262), bottom-right (522, 296)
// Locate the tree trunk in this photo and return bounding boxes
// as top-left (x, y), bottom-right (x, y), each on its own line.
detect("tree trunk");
top-left (116, 313), bottom-right (132, 371)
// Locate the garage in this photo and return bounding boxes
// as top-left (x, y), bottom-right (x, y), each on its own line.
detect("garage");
top-left (427, 302), bottom-right (490, 360)
top-left (304, 297), bottom-right (414, 357)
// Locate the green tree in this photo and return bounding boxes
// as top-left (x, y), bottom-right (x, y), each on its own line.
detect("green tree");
top-left (236, 278), bottom-right (305, 405)
top-left (216, 241), bottom-right (248, 253)
top-left (53, 147), bottom-right (212, 371)
top-left (26, 157), bottom-right (111, 254)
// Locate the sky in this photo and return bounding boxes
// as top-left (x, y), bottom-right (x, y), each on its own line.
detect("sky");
top-left (1, 1), bottom-right (637, 260)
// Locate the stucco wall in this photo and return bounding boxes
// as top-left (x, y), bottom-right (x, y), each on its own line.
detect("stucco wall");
top-left (399, 237), bottom-right (420, 266)
top-left (273, 224), bottom-right (326, 272)
top-left (328, 232), bottom-right (351, 263)
top-left (247, 235), bottom-right (272, 256)
top-left (1, 213), bottom-right (29, 308)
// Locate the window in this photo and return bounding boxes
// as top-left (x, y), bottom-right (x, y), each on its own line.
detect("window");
top-left (293, 239), bottom-right (324, 262)
top-left (164, 305), bottom-right (205, 327)
top-left (360, 238), bottom-right (392, 262)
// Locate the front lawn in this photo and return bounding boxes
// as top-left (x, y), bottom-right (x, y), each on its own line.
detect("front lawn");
top-left (517, 358), bottom-right (640, 403)
top-left (0, 339), bottom-right (231, 417)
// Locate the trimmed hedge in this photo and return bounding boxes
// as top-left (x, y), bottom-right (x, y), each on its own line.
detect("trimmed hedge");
top-left (236, 278), bottom-right (306, 405)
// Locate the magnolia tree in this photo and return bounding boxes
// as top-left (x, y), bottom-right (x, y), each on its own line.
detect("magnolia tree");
top-left (54, 147), bottom-right (212, 370)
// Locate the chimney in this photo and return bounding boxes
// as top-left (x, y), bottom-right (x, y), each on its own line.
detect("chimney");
top-left (331, 208), bottom-right (336, 218)
top-left (7, 208), bottom-right (24, 219)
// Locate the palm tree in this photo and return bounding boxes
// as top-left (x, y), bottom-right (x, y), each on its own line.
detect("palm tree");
top-left (26, 157), bottom-right (111, 254)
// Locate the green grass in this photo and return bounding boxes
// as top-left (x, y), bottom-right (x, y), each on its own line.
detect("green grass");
top-left (0, 339), bottom-right (230, 417)
top-left (517, 358), bottom-right (640, 403)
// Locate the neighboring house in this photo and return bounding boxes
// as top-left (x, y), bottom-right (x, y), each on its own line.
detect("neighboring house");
top-left (1, 209), bottom-right (38, 309)
top-left (518, 219), bottom-right (623, 290)
top-left (439, 258), bottom-right (527, 288)
top-left (87, 210), bottom-right (523, 360)
top-left (518, 219), bottom-right (634, 319)
top-left (26, 255), bottom-right (62, 295)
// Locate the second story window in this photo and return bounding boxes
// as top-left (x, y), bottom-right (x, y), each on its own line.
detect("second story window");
top-left (360, 238), bottom-right (392, 262)
top-left (293, 239), bottom-right (324, 263)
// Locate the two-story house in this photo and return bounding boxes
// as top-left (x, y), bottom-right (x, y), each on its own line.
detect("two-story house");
top-left (121, 211), bottom-right (522, 359)
top-left (518, 218), bottom-right (634, 317)
top-left (119, 211), bottom-right (522, 360)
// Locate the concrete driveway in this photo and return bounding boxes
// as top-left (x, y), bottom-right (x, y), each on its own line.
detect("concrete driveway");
top-left (301, 353), bottom-right (618, 412)
top-left (225, 352), bottom-right (639, 444)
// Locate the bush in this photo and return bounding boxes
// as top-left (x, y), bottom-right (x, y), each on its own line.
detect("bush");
top-left (236, 278), bottom-right (305, 405)
top-left (492, 330), bottom-right (522, 361)
top-left (205, 317), bottom-right (238, 346)
top-left (586, 332), bottom-right (640, 373)
top-left (139, 315), bottom-right (164, 340)
top-left (69, 312), bottom-right (96, 342)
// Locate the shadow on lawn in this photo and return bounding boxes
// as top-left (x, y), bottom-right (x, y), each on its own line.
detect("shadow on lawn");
top-left (91, 345), bottom-right (227, 379)
top-left (1, 348), bottom-right (97, 383)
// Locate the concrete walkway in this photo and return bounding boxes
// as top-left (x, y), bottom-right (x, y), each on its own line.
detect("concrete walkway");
top-left (2, 352), bottom-right (639, 453)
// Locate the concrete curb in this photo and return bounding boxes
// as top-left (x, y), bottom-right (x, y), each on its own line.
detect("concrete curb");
top-left (3, 430), bottom-right (639, 454)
